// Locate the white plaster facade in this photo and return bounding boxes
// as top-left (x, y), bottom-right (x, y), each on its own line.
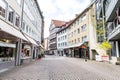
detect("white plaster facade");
top-left (0, 0), bottom-right (44, 67)
top-left (57, 27), bottom-right (68, 56)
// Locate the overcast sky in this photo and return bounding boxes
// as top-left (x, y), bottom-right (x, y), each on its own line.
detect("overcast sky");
top-left (38, 0), bottom-right (91, 38)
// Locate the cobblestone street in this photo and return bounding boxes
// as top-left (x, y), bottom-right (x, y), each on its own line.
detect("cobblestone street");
top-left (0, 55), bottom-right (120, 80)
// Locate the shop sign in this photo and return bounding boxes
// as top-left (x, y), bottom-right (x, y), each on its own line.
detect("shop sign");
top-left (95, 55), bottom-right (109, 62)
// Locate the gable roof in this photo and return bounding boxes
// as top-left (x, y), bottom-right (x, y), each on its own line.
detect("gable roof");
top-left (52, 19), bottom-right (66, 27)
top-left (57, 20), bottom-right (73, 33)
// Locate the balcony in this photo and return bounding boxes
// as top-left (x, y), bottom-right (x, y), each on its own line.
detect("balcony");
top-left (107, 16), bottom-right (120, 40)
top-left (105, 0), bottom-right (120, 21)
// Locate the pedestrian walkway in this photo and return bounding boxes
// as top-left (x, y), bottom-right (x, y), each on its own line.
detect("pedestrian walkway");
top-left (0, 55), bottom-right (120, 80)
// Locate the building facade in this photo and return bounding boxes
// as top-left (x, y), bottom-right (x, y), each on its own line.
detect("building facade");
top-left (56, 21), bottom-right (71, 56)
top-left (64, 1), bottom-right (104, 59)
top-left (0, 0), bottom-right (44, 71)
top-left (95, 0), bottom-right (120, 63)
top-left (49, 20), bottom-right (65, 55)
top-left (104, 0), bottom-right (120, 63)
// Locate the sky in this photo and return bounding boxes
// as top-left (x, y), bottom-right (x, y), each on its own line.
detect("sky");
top-left (38, 0), bottom-right (91, 38)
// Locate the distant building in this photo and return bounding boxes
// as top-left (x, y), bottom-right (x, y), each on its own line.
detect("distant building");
top-left (49, 20), bottom-right (66, 55)
top-left (64, 2), bottom-right (97, 59)
top-left (44, 37), bottom-right (49, 50)
top-left (56, 21), bottom-right (72, 56)
top-left (57, 1), bottom-right (104, 59)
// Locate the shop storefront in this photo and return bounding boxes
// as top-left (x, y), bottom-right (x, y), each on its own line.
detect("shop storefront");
top-left (0, 41), bottom-right (16, 71)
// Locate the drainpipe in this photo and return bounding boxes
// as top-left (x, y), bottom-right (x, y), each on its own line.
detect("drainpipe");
top-left (15, 0), bottom-right (25, 66)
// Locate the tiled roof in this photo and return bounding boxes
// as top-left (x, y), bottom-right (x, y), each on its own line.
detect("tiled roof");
top-left (57, 20), bottom-right (73, 33)
top-left (52, 19), bottom-right (66, 27)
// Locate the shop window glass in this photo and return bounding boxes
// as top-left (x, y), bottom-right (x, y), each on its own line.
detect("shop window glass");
top-left (0, 47), bottom-right (14, 62)
top-left (8, 7), bottom-right (14, 23)
top-left (111, 42), bottom-right (116, 56)
top-left (0, 0), bottom-right (7, 18)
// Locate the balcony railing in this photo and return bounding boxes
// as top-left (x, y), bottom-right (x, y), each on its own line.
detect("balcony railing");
top-left (107, 16), bottom-right (120, 40)
top-left (105, 0), bottom-right (118, 21)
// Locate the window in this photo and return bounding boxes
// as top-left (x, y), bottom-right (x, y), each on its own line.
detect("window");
top-left (78, 28), bottom-right (80, 33)
top-left (24, 2), bottom-right (34, 24)
top-left (77, 19), bottom-right (79, 25)
top-left (74, 30), bottom-right (76, 35)
top-left (105, 0), bottom-right (111, 11)
top-left (22, 22), bottom-right (25, 31)
top-left (61, 43), bottom-right (62, 46)
top-left (64, 29), bottom-right (66, 33)
top-left (0, 47), bottom-right (15, 62)
top-left (58, 44), bottom-right (60, 47)
top-left (75, 39), bottom-right (76, 44)
top-left (72, 40), bottom-right (73, 44)
top-left (82, 36), bottom-right (87, 42)
top-left (81, 14), bottom-right (86, 21)
top-left (58, 38), bottom-right (60, 41)
top-left (0, 0), bottom-right (7, 18)
top-left (26, 25), bottom-right (28, 33)
top-left (63, 43), bottom-right (64, 46)
top-left (98, 35), bottom-right (104, 42)
top-left (78, 38), bottom-right (80, 42)
top-left (8, 7), bottom-right (14, 23)
top-left (81, 24), bottom-right (86, 31)
top-left (65, 35), bottom-right (67, 39)
top-left (65, 42), bottom-right (67, 46)
top-left (63, 36), bottom-right (64, 40)
top-left (72, 32), bottom-right (73, 37)
top-left (15, 14), bottom-right (20, 27)
top-left (29, 28), bottom-right (31, 34)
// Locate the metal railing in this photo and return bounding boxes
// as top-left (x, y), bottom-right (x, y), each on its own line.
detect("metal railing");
top-left (107, 16), bottom-right (120, 39)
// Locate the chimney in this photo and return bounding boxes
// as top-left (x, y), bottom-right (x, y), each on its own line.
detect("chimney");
top-left (75, 14), bottom-right (79, 17)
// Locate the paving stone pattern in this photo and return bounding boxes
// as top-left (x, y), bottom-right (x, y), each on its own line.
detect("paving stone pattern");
top-left (0, 55), bottom-right (120, 80)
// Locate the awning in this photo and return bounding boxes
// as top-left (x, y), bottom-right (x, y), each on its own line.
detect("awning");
top-left (66, 42), bottom-right (83, 48)
top-left (0, 20), bottom-right (27, 41)
top-left (62, 41), bottom-right (88, 49)
top-left (40, 44), bottom-right (44, 49)
top-left (24, 35), bottom-right (38, 46)
top-left (0, 42), bottom-right (16, 48)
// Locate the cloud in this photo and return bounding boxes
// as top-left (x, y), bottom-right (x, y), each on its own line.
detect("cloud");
top-left (38, 0), bottom-right (90, 38)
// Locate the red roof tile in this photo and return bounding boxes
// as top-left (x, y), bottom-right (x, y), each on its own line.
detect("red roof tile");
top-left (52, 19), bottom-right (66, 27)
